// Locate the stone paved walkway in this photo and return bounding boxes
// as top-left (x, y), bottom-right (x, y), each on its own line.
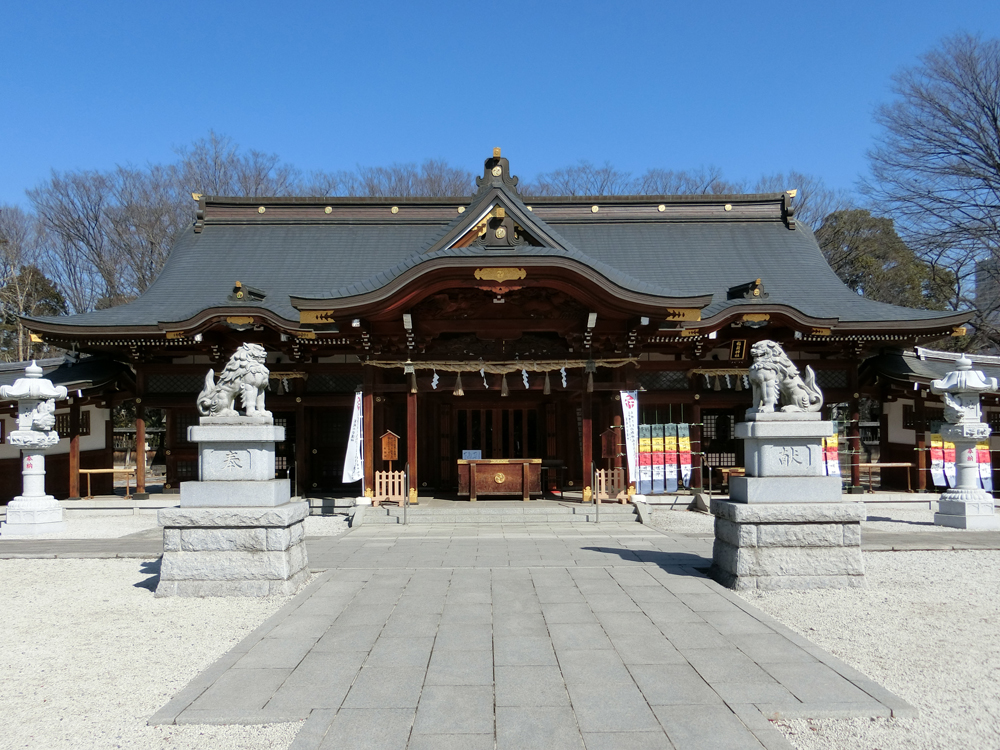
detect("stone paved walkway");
top-left (149, 522), bottom-right (915, 750)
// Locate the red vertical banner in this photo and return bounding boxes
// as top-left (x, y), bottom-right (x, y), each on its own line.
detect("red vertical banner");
top-left (977, 441), bottom-right (993, 492)
top-left (929, 433), bottom-right (946, 487)
top-left (943, 438), bottom-right (957, 488)
top-left (677, 423), bottom-right (692, 487)
top-left (823, 434), bottom-right (841, 476)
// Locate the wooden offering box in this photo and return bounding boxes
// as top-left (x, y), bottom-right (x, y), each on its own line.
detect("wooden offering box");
top-left (457, 459), bottom-right (542, 501)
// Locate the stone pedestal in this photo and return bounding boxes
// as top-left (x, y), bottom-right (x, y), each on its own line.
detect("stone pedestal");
top-left (712, 412), bottom-right (865, 590)
top-left (156, 503), bottom-right (309, 597)
top-left (1, 452), bottom-right (66, 535)
top-left (711, 499), bottom-right (865, 590)
top-left (934, 427), bottom-right (1000, 529)
top-left (156, 415), bottom-right (308, 597)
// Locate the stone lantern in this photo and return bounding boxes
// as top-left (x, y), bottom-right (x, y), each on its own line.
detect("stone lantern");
top-left (0, 361), bottom-right (68, 535)
top-left (930, 356), bottom-right (1000, 529)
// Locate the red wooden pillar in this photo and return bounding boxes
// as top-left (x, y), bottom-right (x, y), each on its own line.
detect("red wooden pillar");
top-left (68, 399), bottom-right (81, 499)
top-left (582, 388), bottom-right (593, 496)
top-left (691, 402), bottom-right (703, 489)
top-left (848, 363), bottom-right (862, 493)
top-left (612, 413), bottom-right (623, 471)
top-left (135, 401), bottom-right (146, 494)
top-left (915, 391), bottom-right (927, 491)
top-left (407, 390), bottom-right (418, 500)
top-left (363, 370), bottom-right (374, 496)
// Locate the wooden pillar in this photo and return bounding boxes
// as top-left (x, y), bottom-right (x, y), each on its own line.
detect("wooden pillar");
top-left (363, 368), bottom-right (374, 495)
top-left (135, 401), bottom-right (146, 494)
top-left (582, 388), bottom-right (593, 493)
top-left (915, 390), bottom-right (927, 492)
top-left (691, 402), bottom-right (703, 489)
top-left (848, 362), bottom-right (862, 492)
top-left (295, 395), bottom-right (307, 497)
top-left (68, 399), bottom-right (81, 499)
top-left (407, 390), bottom-right (418, 497)
top-left (612, 413), bottom-right (623, 471)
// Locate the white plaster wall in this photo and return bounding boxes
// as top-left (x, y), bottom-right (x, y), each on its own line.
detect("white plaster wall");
top-left (0, 406), bottom-right (109, 460)
top-left (886, 399), bottom-right (916, 445)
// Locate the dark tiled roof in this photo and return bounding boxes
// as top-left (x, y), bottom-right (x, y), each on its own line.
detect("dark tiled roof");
top-left (28, 180), bottom-right (964, 331)
top-left (0, 355), bottom-right (129, 390)
top-left (867, 349), bottom-right (1000, 385)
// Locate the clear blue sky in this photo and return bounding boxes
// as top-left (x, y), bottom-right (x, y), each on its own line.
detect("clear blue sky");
top-left (2, 1), bottom-right (997, 206)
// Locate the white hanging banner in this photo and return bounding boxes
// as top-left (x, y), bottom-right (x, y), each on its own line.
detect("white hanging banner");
top-left (620, 391), bottom-right (639, 486)
top-left (342, 391), bottom-right (365, 484)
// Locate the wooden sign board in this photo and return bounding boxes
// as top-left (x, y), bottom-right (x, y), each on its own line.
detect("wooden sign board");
top-left (381, 431), bottom-right (400, 462)
top-left (601, 428), bottom-right (619, 459)
top-left (730, 339), bottom-right (747, 360)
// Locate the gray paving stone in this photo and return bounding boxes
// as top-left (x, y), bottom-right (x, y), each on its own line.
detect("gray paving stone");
top-left (641, 602), bottom-right (705, 625)
top-left (318, 708), bottom-right (415, 750)
top-left (265, 614), bottom-right (335, 640)
top-left (495, 665), bottom-right (571, 707)
top-left (335, 604), bottom-right (396, 626)
top-left (440, 602), bottom-right (492, 624)
top-left (434, 625), bottom-right (493, 651)
top-left (234, 637), bottom-right (317, 669)
top-left (541, 602), bottom-right (598, 624)
top-left (584, 593), bottom-right (642, 612)
top-left (312, 625), bottom-right (380, 652)
top-left (762, 662), bottom-right (883, 705)
top-left (342, 666), bottom-right (426, 708)
top-left (611, 635), bottom-right (687, 665)
top-left (654, 704), bottom-right (764, 750)
top-left (712, 680), bottom-right (800, 706)
top-left (407, 734), bottom-right (495, 750)
top-left (494, 612), bottom-right (548, 636)
top-left (548, 622), bottom-right (613, 651)
top-left (381, 613), bottom-right (442, 637)
top-left (494, 635), bottom-right (558, 666)
top-left (558, 649), bottom-right (632, 685)
top-left (684, 647), bottom-right (781, 685)
top-left (365, 636), bottom-right (434, 667)
top-left (496, 705), bottom-right (585, 750)
top-left (699, 608), bottom-right (773, 635)
top-left (628, 663), bottom-right (724, 706)
top-left (534, 585), bottom-right (586, 603)
top-left (287, 708), bottom-right (336, 750)
top-left (662, 621), bottom-right (733, 650)
top-left (187, 668), bottom-right (291, 712)
top-left (595, 611), bottom-right (662, 637)
top-left (581, 731), bottom-right (674, 749)
top-left (426, 649), bottom-right (494, 685)
top-left (412, 685), bottom-right (494, 734)
top-left (727, 633), bottom-right (818, 664)
top-left (566, 682), bottom-right (661, 732)
top-left (393, 596), bottom-right (446, 614)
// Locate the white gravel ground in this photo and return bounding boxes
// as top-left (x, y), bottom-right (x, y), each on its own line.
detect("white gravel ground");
top-left (2, 506), bottom-right (997, 748)
top-left (0, 558), bottom-right (302, 750)
top-left (742, 550), bottom-right (1000, 750)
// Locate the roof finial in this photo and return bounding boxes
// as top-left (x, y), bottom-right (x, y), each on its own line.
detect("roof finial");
top-left (493, 147), bottom-right (501, 158)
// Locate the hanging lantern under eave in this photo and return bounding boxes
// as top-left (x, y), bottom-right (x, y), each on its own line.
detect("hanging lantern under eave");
top-left (735, 375), bottom-right (742, 391)
top-left (501, 373), bottom-right (509, 397)
top-left (453, 372), bottom-right (464, 396)
top-left (713, 375), bottom-right (722, 391)
top-left (543, 371), bottom-right (551, 395)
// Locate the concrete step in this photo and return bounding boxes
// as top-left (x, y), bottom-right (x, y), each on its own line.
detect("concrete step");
top-left (363, 504), bottom-right (638, 524)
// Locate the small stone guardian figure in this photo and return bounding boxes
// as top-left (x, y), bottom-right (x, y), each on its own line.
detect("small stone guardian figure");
top-left (747, 340), bottom-right (823, 416)
top-left (196, 343), bottom-right (272, 421)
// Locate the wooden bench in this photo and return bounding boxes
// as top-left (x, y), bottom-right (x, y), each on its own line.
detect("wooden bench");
top-left (79, 468), bottom-right (137, 499)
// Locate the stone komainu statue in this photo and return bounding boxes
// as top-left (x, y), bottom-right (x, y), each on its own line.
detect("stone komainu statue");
top-left (196, 343), bottom-right (272, 420)
top-left (747, 340), bottom-right (823, 413)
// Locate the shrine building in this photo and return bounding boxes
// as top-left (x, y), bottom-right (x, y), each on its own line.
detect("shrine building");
top-left (23, 150), bottom-right (971, 500)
